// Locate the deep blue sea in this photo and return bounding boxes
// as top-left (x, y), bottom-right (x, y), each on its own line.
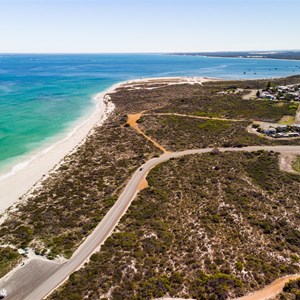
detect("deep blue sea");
top-left (0, 53), bottom-right (300, 173)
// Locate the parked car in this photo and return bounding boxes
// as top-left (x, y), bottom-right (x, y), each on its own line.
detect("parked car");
top-left (0, 289), bottom-right (7, 299)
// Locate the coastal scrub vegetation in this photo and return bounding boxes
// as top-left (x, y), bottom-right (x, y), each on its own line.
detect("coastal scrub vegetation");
top-left (49, 151), bottom-right (300, 299)
top-left (0, 247), bottom-right (21, 279)
top-left (113, 76), bottom-right (300, 123)
top-left (0, 113), bottom-right (161, 260)
top-left (112, 76), bottom-right (300, 152)
top-left (151, 83), bottom-right (298, 122)
top-left (277, 278), bottom-right (300, 299)
top-left (139, 114), bottom-right (300, 152)
top-left (1, 75), bottom-right (300, 291)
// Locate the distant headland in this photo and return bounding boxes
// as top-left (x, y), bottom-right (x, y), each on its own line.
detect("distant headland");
top-left (170, 50), bottom-right (300, 61)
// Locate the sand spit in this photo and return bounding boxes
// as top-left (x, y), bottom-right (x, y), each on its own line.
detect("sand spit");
top-left (121, 76), bottom-right (218, 90)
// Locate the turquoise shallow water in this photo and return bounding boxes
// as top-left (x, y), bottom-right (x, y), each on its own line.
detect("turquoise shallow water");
top-left (0, 54), bottom-right (299, 172)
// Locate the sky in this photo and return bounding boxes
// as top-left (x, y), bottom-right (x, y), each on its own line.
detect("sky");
top-left (0, 0), bottom-right (299, 53)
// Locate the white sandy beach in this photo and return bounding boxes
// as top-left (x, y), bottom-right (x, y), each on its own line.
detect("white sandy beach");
top-left (0, 76), bottom-right (213, 216)
top-left (0, 84), bottom-right (117, 215)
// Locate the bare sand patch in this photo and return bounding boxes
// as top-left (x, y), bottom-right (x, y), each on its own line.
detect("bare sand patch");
top-left (279, 153), bottom-right (299, 174)
top-left (138, 177), bottom-right (149, 191)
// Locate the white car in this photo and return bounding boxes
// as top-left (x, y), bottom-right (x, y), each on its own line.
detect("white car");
top-left (0, 289), bottom-right (6, 299)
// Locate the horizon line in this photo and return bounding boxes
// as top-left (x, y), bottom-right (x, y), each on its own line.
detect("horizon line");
top-left (1, 49), bottom-right (300, 55)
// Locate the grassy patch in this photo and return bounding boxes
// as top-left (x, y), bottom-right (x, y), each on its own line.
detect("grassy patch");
top-left (197, 119), bottom-right (231, 132)
top-left (279, 115), bottom-right (296, 125)
top-left (272, 102), bottom-right (284, 108)
top-left (292, 156), bottom-right (300, 172)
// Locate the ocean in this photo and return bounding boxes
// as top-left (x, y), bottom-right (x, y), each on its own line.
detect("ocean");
top-left (0, 53), bottom-right (299, 174)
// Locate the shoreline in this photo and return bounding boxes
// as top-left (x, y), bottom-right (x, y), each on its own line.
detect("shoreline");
top-left (0, 76), bottom-right (217, 216)
top-left (0, 83), bottom-right (117, 215)
top-left (0, 73), bottom-right (297, 215)
top-left (1, 75), bottom-right (300, 299)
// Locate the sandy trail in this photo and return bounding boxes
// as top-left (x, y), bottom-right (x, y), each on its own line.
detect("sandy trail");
top-left (155, 274), bottom-right (300, 300)
top-left (234, 274), bottom-right (300, 300)
top-left (127, 113), bottom-right (169, 153)
top-left (155, 298), bottom-right (195, 300)
top-left (146, 112), bottom-right (246, 122)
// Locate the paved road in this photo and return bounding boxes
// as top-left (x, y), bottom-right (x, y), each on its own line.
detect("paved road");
top-left (0, 260), bottom-right (60, 300)
top-left (3, 145), bottom-right (300, 300)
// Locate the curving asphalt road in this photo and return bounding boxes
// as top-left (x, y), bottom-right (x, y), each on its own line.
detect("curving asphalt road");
top-left (5, 145), bottom-right (299, 300)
